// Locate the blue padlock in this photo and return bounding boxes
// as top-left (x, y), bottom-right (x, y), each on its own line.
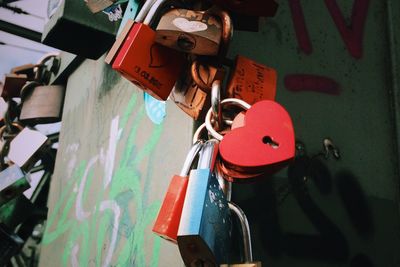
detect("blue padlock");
top-left (178, 139), bottom-right (231, 266)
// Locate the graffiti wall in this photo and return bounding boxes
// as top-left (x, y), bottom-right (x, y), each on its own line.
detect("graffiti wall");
top-left (39, 0), bottom-right (400, 266)
top-left (39, 59), bottom-right (191, 266)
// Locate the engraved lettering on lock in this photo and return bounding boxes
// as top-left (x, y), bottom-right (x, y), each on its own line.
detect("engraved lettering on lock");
top-left (133, 66), bottom-right (163, 90)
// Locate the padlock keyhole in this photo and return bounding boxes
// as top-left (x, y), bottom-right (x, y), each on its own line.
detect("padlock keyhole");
top-left (263, 136), bottom-right (279, 149)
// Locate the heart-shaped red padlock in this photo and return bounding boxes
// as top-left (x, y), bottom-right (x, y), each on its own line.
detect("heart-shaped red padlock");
top-left (219, 100), bottom-right (295, 175)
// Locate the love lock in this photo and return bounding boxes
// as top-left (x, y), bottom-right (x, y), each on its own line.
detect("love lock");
top-left (178, 139), bottom-right (231, 266)
top-left (152, 140), bottom-right (203, 243)
top-left (111, 0), bottom-right (186, 100)
top-left (155, 7), bottom-right (231, 56)
top-left (206, 98), bottom-right (295, 176)
top-left (19, 82), bottom-right (65, 125)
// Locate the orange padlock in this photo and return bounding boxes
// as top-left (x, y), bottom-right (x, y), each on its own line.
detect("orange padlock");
top-left (152, 140), bottom-right (203, 243)
top-left (112, 0), bottom-right (186, 101)
top-left (226, 56), bottom-right (277, 105)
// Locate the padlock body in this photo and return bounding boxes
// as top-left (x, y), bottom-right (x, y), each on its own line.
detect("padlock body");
top-left (178, 169), bottom-right (230, 266)
top-left (153, 175), bottom-right (189, 243)
top-left (1, 74), bottom-right (28, 99)
top-left (19, 85), bottom-right (65, 125)
top-left (171, 81), bottom-right (207, 120)
top-left (8, 128), bottom-right (49, 171)
top-left (112, 23), bottom-right (185, 100)
top-left (172, 62), bottom-right (225, 119)
top-left (212, 0), bottom-right (278, 17)
top-left (156, 9), bottom-right (222, 55)
top-left (227, 56), bottom-right (277, 105)
top-left (0, 165), bottom-right (30, 206)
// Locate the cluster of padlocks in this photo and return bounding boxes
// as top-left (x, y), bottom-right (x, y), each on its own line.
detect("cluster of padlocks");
top-left (3, 0), bottom-right (297, 265)
top-left (0, 54), bottom-right (63, 264)
top-left (74, 0), bottom-right (296, 266)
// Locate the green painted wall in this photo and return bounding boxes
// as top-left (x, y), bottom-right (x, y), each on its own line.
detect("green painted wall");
top-left (39, 0), bottom-right (400, 266)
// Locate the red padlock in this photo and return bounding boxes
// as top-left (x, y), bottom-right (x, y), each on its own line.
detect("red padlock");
top-left (206, 98), bottom-right (295, 176)
top-left (152, 140), bottom-right (203, 243)
top-left (112, 0), bottom-right (186, 100)
top-left (225, 55), bottom-right (277, 105)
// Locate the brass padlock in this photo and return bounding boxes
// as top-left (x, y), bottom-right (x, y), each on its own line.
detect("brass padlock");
top-left (220, 202), bottom-right (262, 267)
top-left (171, 59), bottom-right (226, 120)
top-left (7, 127), bottom-right (49, 171)
top-left (155, 7), bottom-right (230, 56)
top-left (0, 165), bottom-right (30, 207)
top-left (19, 81), bottom-right (65, 125)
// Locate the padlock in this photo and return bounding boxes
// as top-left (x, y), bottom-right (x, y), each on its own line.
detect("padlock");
top-left (152, 140), bottom-right (203, 242)
top-left (112, 0), bottom-right (186, 100)
top-left (220, 202), bottom-right (262, 267)
top-left (155, 7), bottom-right (231, 56)
top-left (0, 165), bottom-right (30, 207)
top-left (211, 0), bottom-right (278, 17)
top-left (178, 139), bottom-right (231, 266)
top-left (171, 12), bottom-right (231, 119)
top-left (7, 127), bottom-right (49, 171)
top-left (1, 74), bottom-right (28, 100)
top-left (0, 223), bottom-right (24, 266)
top-left (105, 0), bottom-right (154, 64)
top-left (18, 81), bottom-right (65, 125)
top-left (225, 56), bottom-right (277, 105)
top-left (205, 98), bottom-right (295, 176)
top-left (42, 0), bottom-right (121, 59)
top-left (171, 59), bottom-right (226, 119)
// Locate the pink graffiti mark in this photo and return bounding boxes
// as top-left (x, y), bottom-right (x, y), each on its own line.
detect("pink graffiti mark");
top-left (288, 0), bottom-right (313, 55)
top-left (324, 0), bottom-right (370, 59)
top-left (284, 74), bottom-right (341, 95)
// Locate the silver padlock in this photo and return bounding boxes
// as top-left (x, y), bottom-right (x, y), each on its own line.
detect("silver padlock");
top-left (19, 82), bottom-right (65, 125)
top-left (220, 202), bottom-right (262, 267)
top-left (0, 165), bottom-right (30, 207)
top-left (7, 127), bottom-right (49, 171)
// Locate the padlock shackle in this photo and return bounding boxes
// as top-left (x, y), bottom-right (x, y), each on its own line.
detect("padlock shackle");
top-left (135, 0), bottom-right (157, 23)
top-left (143, 0), bottom-right (167, 25)
top-left (197, 139), bottom-right (219, 170)
top-left (179, 140), bottom-right (203, 176)
top-left (228, 201), bottom-right (253, 263)
top-left (207, 7), bottom-right (232, 61)
top-left (211, 80), bottom-right (222, 131)
top-left (205, 98), bottom-right (251, 141)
